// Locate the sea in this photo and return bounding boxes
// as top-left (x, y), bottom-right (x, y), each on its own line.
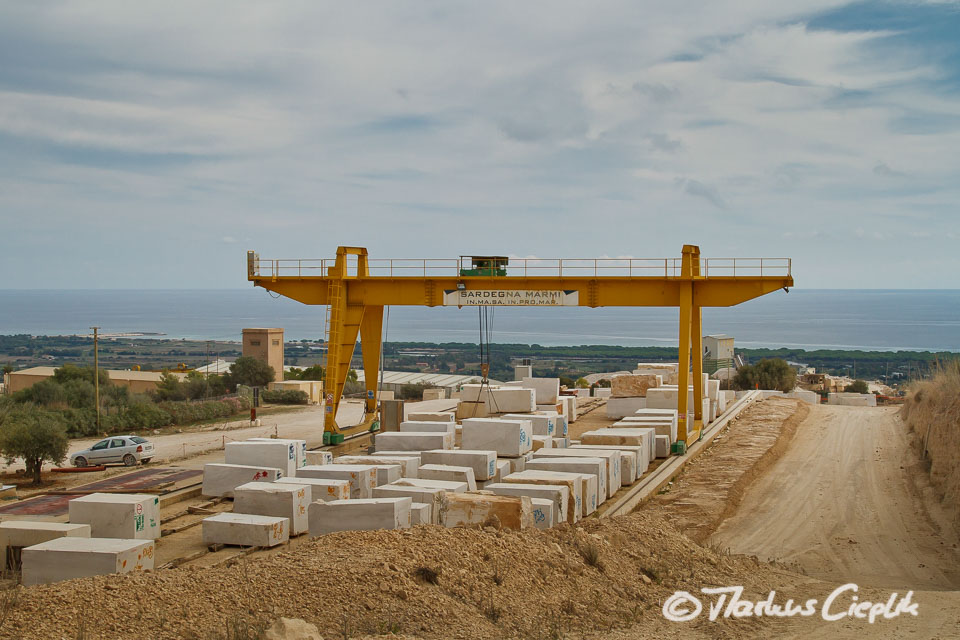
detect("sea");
top-left (0, 289), bottom-right (958, 353)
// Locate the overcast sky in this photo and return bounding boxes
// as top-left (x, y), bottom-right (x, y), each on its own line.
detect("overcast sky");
top-left (1, 1), bottom-right (958, 289)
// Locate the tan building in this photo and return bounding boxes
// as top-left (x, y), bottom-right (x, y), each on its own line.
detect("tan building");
top-left (242, 328), bottom-right (284, 383)
top-left (703, 334), bottom-right (735, 374)
top-left (3, 367), bottom-right (187, 395)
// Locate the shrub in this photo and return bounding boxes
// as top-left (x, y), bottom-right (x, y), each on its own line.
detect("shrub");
top-left (12, 379), bottom-right (66, 408)
top-left (732, 359), bottom-right (797, 393)
top-left (121, 400), bottom-right (174, 430)
top-left (845, 379), bottom-right (869, 394)
top-left (261, 390), bottom-right (309, 405)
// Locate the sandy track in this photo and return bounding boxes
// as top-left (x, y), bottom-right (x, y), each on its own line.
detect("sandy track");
top-left (711, 404), bottom-right (960, 591)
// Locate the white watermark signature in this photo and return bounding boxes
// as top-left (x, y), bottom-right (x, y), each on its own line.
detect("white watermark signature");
top-left (662, 583), bottom-right (918, 624)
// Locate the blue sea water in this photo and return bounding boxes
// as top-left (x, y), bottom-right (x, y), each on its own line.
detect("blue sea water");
top-left (0, 289), bottom-right (957, 352)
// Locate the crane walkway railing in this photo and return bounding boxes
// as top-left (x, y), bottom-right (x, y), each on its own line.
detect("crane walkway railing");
top-left (249, 255), bottom-right (791, 279)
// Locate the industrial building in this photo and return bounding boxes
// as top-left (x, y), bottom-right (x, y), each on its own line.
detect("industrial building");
top-left (354, 370), bottom-right (502, 398)
top-left (2, 366), bottom-right (188, 395)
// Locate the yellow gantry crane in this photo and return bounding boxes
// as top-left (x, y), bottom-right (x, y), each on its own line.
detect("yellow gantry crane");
top-left (247, 245), bottom-right (793, 448)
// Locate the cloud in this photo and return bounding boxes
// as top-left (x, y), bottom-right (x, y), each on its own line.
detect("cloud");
top-left (873, 162), bottom-right (907, 177)
top-left (676, 178), bottom-right (727, 209)
top-left (0, 1), bottom-right (959, 288)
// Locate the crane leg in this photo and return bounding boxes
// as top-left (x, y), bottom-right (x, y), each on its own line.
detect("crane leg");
top-left (360, 305), bottom-right (384, 416)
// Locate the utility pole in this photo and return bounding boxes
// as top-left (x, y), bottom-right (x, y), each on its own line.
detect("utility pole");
top-left (91, 326), bottom-right (101, 431)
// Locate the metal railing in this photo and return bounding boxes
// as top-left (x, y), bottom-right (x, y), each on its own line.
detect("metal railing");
top-left (248, 254), bottom-right (791, 279)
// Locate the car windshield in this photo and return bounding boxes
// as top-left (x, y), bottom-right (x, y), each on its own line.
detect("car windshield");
top-left (130, 437), bottom-right (148, 444)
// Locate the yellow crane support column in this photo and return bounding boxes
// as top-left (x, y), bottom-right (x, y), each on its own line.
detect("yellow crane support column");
top-left (677, 245), bottom-right (705, 446)
top-left (359, 306), bottom-right (384, 419)
top-left (323, 247), bottom-right (370, 432)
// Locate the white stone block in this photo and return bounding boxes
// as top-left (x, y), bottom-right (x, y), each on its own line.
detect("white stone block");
top-left (655, 435), bottom-right (670, 458)
top-left (22, 537), bottom-right (155, 586)
top-left (537, 403), bottom-right (561, 413)
top-left (400, 421), bottom-right (456, 433)
top-left (560, 396), bottom-right (578, 422)
top-left (487, 388), bottom-right (536, 413)
top-left (501, 413), bottom-right (555, 436)
top-left (611, 374), bottom-right (661, 398)
top-left (581, 428), bottom-right (655, 463)
top-left (461, 384), bottom-right (497, 403)
top-left (786, 389), bottom-right (818, 405)
top-left (392, 478), bottom-right (468, 493)
top-left (372, 451), bottom-right (422, 467)
top-left (594, 387), bottom-right (612, 398)
top-left (248, 438), bottom-right (307, 468)
top-left (273, 476), bottom-right (350, 502)
top-left (418, 464), bottom-right (476, 491)
top-left (504, 469), bottom-right (595, 517)
top-left (337, 455), bottom-right (419, 478)
top-left (308, 498), bottom-right (412, 535)
top-left (296, 465), bottom-right (377, 499)
top-left (441, 493), bottom-right (533, 530)
top-left (375, 431), bottom-right (453, 452)
top-left (554, 414), bottom-right (568, 438)
top-left (521, 377), bottom-right (560, 404)
top-left (533, 448), bottom-right (621, 497)
top-left (410, 502), bottom-right (433, 525)
top-left (406, 412), bottom-right (455, 422)
top-left (333, 459), bottom-right (401, 486)
top-left (606, 397), bottom-right (647, 419)
top-left (501, 472), bottom-right (581, 523)
top-left (202, 463), bottom-right (281, 498)
top-left (494, 460), bottom-right (511, 482)
top-left (531, 435), bottom-right (553, 451)
top-left (0, 522), bottom-right (90, 564)
top-left (514, 365), bottom-right (533, 380)
top-left (501, 456), bottom-right (525, 474)
top-left (422, 388), bottom-right (446, 401)
top-left (233, 482), bottom-right (310, 535)
top-left (420, 449), bottom-right (496, 481)
top-left (305, 450), bottom-right (334, 466)
top-left (371, 485), bottom-right (446, 523)
top-left (202, 513), bottom-right (289, 548)
top-left (462, 418), bottom-right (532, 456)
top-left (225, 440), bottom-right (297, 478)
top-left (484, 483), bottom-right (568, 525)
top-left (69, 493), bottom-right (160, 540)
top-left (529, 498), bottom-right (555, 530)
top-left (707, 380), bottom-right (720, 402)
top-left (617, 416), bottom-right (678, 443)
top-left (570, 444), bottom-right (645, 479)
top-left (526, 458), bottom-right (607, 503)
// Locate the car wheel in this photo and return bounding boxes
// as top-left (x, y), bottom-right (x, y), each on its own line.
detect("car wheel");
top-left (123, 454), bottom-right (137, 467)
top-left (74, 456), bottom-right (88, 468)
top-left (140, 458), bottom-right (152, 465)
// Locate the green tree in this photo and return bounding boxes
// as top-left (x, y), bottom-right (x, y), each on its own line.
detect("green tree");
top-left (154, 371), bottom-right (187, 401)
top-left (2, 364), bottom-right (13, 375)
top-left (347, 369), bottom-right (358, 383)
top-left (845, 379), bottom-right (869, 394)
top-left (575, 377), bottom-right (590, 389)
top-left (0, 408), bottom-right (69, 484)
top-left (732, 359), bottom-right (797, 393)
top-left (227, 357), bottom-right (275, 388)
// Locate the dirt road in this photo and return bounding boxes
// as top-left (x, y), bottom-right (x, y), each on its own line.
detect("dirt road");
top-left (711, 404), bottom-right (960, 591)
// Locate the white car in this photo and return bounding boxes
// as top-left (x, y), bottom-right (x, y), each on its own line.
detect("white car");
top-left (70, 436), bottom-right (155, 468)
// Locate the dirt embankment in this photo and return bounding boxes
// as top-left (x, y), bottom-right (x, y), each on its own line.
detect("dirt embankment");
top-left (647, 397), bottom-right (808, 543)
top-left (900, 361), bottom-right (960, 532)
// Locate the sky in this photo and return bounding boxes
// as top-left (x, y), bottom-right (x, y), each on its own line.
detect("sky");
top-left (1, 1), bottom-right (958, 289)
